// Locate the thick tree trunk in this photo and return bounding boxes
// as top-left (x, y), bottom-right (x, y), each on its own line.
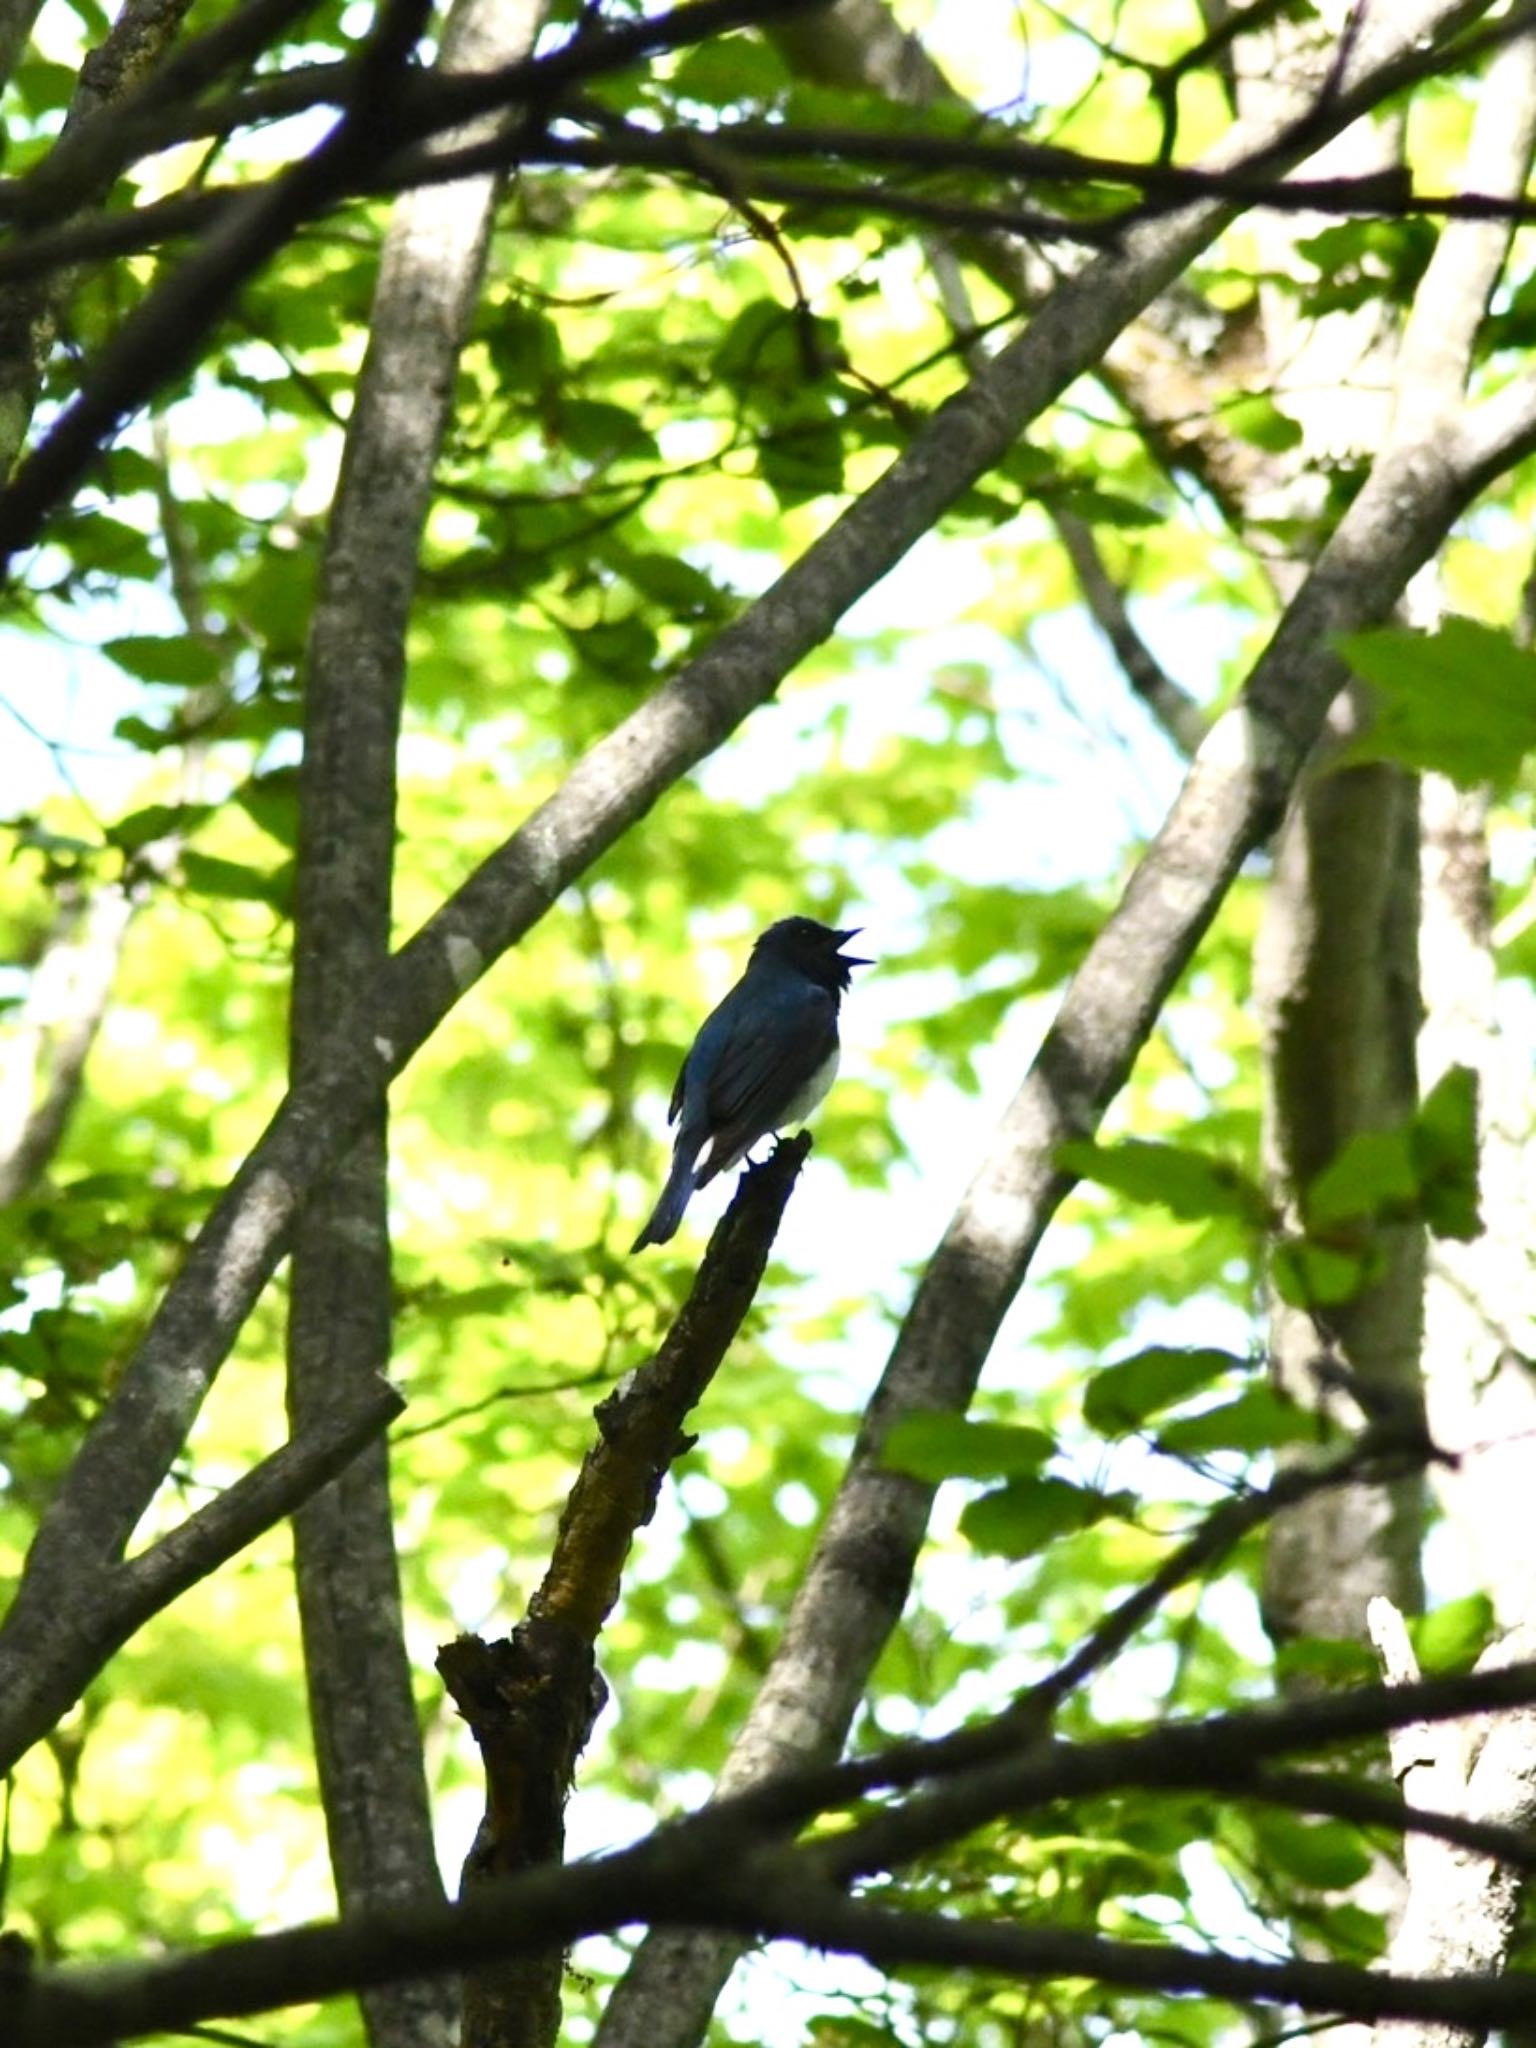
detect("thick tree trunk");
top-left (286, 6), bottom-right (544, 2046)
top-left (1258, 735), bottom-right (1426, 1647)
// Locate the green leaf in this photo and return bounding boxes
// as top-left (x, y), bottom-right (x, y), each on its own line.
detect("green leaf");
top-left (556, 399), bottom-right (656, 465)
top-left (1084, 1346), bottom-right (1243, 1436)
top-left (1294, 217), bottom-right (1434, 315)
top-left (882, 1414), bottom-right (1055, 1483)
top-left (99, 447), bottom-right (167, 496)
top-left (1338, 619), bottom-right (1536, 791)
top-left (608, 550), bottom-right (731, 618)
top-left (1308, 1897), bottom-right (1387, 1960)
top-left (232, 547), bottom-right (316, 657)
top-left (1060, 1138), bottom-right (1270, 1224)
top-left (11, 57), bottom-right (80, 119)
top-left (715, 299), bottom-right (796, 388)
top-left (1223, 393), bottom-right (1303, 453)
top-left (574, 615), bottom-right (659, 677)
top-left (484, 305), bottom-right (561, 392)
top-left (235, 769), bottom-right (300, 851)
top-left (52, 509), bottom-right (158, 579)
top-left (1156, 1387), bottom-right (1318, 1457)
top-left (1047, 486), bottom-right (1161, 529)
top-left (1413, 1064), bottom-right (1480, 1240)
top-left (103, 635), bottom-right (225, 687)
top-left (179, 852), bottom-right (292, 913)
top-left (760, 413), bottom-right (845, 506)
top-left (1293, 1072), bottom-right (1479, 1246)
top-left (1304, 1127), bottom-right (1418, 1229)
top-left (1000, 443), bottom-right (1056, 489)
top-left (671, 33), bottom-right (789, 105)
top-left (405, 1281), bottom-right (527, 1324)
top-left (716, 304), bottom-right (839, 396)
top-left (1271, 1235), bottom-right (1376, 1309)
top-left (1276, 1636), bottom-right (1379, 1689)
top-left (959, 1476), bottom-right (1123, 1558)
top-left (1250, 1810), bottom-right (1373, 1891)
top-left (113, 713), bottom-right (179, 752)
top-left (1410, 1593), bottom-right (1494, 1675)
top-left (107, 803), bottom-right (211, 854)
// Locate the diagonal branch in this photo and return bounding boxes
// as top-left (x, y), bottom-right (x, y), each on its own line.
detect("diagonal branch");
top-left (113, 1379), bottom-right (404, 1626)
top-left (1049, 509), bottom-right (1209, 755)
top-left (0, 0), bottom-right (429, 573)
top-left (0, 0), bottom-right (200, 474)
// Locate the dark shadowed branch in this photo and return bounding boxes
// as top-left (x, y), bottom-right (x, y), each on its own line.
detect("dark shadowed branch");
top-left (9, 0), bottom-right (1536, 306)
top-left (0, 0), bottom-right (435, 570)
top-left (12, 1648), bottom-right (1536, 2048)
top-left (0, 0), bottom-right (831, 570)
top-left (438, 1135), bottom-right (810, 2048)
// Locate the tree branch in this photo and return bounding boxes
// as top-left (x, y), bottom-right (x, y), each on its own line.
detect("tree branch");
top-left (14, 14), bottom-right (1536, 296)
top-left (15, 1661), bottom-right (1536, 2048)
top-left (0, 0), bottom-right (839, 566)
top-left (114, 1380), bottom-right (404, 1627)
top-left (1049, 508), bottom-right (1209, 755)
top-left (438, 1136), bottom-right (810, 2048)
top-left (0, 0), bottom-right (433, 572)
top-left (0, 882), bottom-right (135, 1204)
top-left (0, 0), bottom-right (198, 475)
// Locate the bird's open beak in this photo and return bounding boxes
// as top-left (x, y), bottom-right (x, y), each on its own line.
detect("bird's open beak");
top-left (835, 926), bottom-right (872, 966)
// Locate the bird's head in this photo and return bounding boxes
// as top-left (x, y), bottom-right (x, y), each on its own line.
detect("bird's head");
top-left (752, 917), bottom-right (870, 993)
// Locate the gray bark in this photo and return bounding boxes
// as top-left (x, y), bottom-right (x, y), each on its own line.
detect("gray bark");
top-left (1411, 26), bottom-right (1536, 1640)
top-left (1359, 43), bottom-right (1536, 2034)
top-left (1258, 734), bottom-right (1427, 1645)
top-left (1368, 1607), bottom-right (1536, 2048)
top-left (1242, 45), bottom-right (1423, 1652)
top-left (1257, 1), bottom-right (1536, 1657)
top-left (284, 5), bottom-right (544, 2048)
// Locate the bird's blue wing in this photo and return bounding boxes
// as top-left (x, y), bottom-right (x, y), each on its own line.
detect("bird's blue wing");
top-left (690, 979), bottom-right (837, 1184)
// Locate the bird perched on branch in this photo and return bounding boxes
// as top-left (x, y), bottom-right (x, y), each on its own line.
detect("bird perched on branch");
top-left (630, 917), bottom-right (869, 1252)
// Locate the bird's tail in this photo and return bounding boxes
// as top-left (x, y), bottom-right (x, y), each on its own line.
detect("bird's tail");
top-left (630, 1147), bottom-right (698, 1252)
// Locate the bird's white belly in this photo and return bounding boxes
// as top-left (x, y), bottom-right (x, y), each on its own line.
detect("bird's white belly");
top-left (780, 1045), bottom-right (840, 1128)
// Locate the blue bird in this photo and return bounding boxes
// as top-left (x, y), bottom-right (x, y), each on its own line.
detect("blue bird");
top-left (631, 917), bottom-right (869, 1252)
